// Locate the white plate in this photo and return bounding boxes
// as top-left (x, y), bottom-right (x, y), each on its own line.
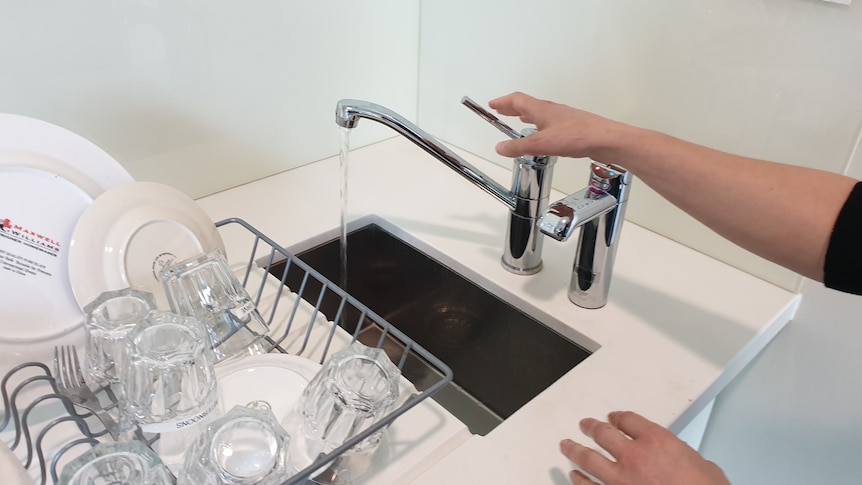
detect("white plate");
top-left (68, 181), bottom-right (226, 311)
top-left (215, 353), bottom-right (322, 420)
top-left (0, 114), bottom-right (133, 342)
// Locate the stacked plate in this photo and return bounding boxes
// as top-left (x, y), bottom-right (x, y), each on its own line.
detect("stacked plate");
top-left (0, 113), bottom-right (225, 347)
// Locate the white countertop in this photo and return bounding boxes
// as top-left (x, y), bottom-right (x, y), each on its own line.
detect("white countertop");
top-left (196, 136), bottom-right (800, 484)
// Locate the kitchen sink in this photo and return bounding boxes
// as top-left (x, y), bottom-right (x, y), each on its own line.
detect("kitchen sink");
top-left (271, 220), bottom-right (592, 435)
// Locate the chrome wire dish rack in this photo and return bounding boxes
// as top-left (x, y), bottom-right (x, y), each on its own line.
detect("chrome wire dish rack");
top-left (0, 218), bottom-right (454, 484)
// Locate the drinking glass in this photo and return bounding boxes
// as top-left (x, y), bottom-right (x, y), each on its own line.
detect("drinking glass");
top-left (284, 341), bottom-right (400, 481)
top-left (161, 250), bottom-right (270, 362)
top-left (58, 441), bottom-right (172, 485)
top-left (118, 311), bottom-right (220, 430)
top-left (82, 288), bottom-right (156, 387)
top-left (179, 401), bottom-right (293, 485)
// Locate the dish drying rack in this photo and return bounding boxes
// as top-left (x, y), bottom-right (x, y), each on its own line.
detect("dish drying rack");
top-left (0, 218), bottom-right (454, 484)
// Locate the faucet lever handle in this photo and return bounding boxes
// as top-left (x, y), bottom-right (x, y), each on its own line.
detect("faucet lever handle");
top-left (461, 96), bottom-right (524, 140)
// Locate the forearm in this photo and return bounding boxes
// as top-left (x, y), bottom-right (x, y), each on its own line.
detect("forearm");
top-left (602, 125), bottom-right (857, 282)
top-left (490, 92), bottom-right (858, 281)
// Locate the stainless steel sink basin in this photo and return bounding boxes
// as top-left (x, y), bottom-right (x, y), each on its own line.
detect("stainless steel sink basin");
top-left (272, 222), bottom-right (592, 435)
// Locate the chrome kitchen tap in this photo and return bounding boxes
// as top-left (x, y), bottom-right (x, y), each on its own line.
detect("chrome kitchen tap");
top-left (538, 161), bottom-right (631, 308)
top-left (335, 97), bottom-right (557, 275)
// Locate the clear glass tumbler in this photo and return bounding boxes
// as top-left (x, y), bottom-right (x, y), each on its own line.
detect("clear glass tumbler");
top-left (58, 441), bottom-right (172, 485)
top-left (161, 250), bottom-right (270, 363)
top-left (119, 311), bottom-right (220, 430)
top-left (180, 402), bottom-right (293, 485)
top-left (82, 288), bottom-right (156, 387)
top-left (284, 341), bottom-right (401, 481)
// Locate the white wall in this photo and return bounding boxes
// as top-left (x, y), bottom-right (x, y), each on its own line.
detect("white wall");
top-left (417, 0), bottom-right (862, 292)
top-left (0, 1), bottom-right (420, 198)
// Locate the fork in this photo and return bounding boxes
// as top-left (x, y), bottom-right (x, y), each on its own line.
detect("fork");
top-left (53, 345), bottom-right (120, 440)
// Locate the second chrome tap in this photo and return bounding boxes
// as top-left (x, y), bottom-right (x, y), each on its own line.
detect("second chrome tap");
top-left (539, 161), bottom-right (631, 309)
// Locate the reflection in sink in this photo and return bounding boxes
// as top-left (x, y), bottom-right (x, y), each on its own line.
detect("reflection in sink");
top-left (271, 222), bottom-right (592, 435)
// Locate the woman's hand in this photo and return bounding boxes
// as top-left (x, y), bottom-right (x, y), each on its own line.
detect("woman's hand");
top-left (488, 92), bottom-right (632, 162)
top-left (561, 411), bottom-right (731, 485)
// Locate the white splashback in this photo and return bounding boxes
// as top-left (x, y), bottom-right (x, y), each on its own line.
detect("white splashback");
top-left (417, 0), bottom-right (862, 291)
top-left (0, 1), bottom-right (419, 199)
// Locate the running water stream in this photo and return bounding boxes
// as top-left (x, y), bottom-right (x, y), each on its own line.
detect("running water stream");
top-left (338, 127), bottom-right (350, 292)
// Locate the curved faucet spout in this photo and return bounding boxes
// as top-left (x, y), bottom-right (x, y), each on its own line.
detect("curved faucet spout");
top-left (336, 99), bottom-right (517, 209)
top-left (336, 98), bottom-right (557, 275)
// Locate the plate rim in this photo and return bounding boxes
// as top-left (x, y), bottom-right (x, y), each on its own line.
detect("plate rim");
top-left (0, 115), bottom-right (133, 343)
top-left (215, 353), bottom-right (323, 382)
top-left (215, 353), bottom-right (322, 420)
top-left (67, 181), bottom-right (226, 311)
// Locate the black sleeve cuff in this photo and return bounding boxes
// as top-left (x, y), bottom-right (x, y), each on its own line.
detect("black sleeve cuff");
top-left (824, 181), bottom-right (862, 295)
